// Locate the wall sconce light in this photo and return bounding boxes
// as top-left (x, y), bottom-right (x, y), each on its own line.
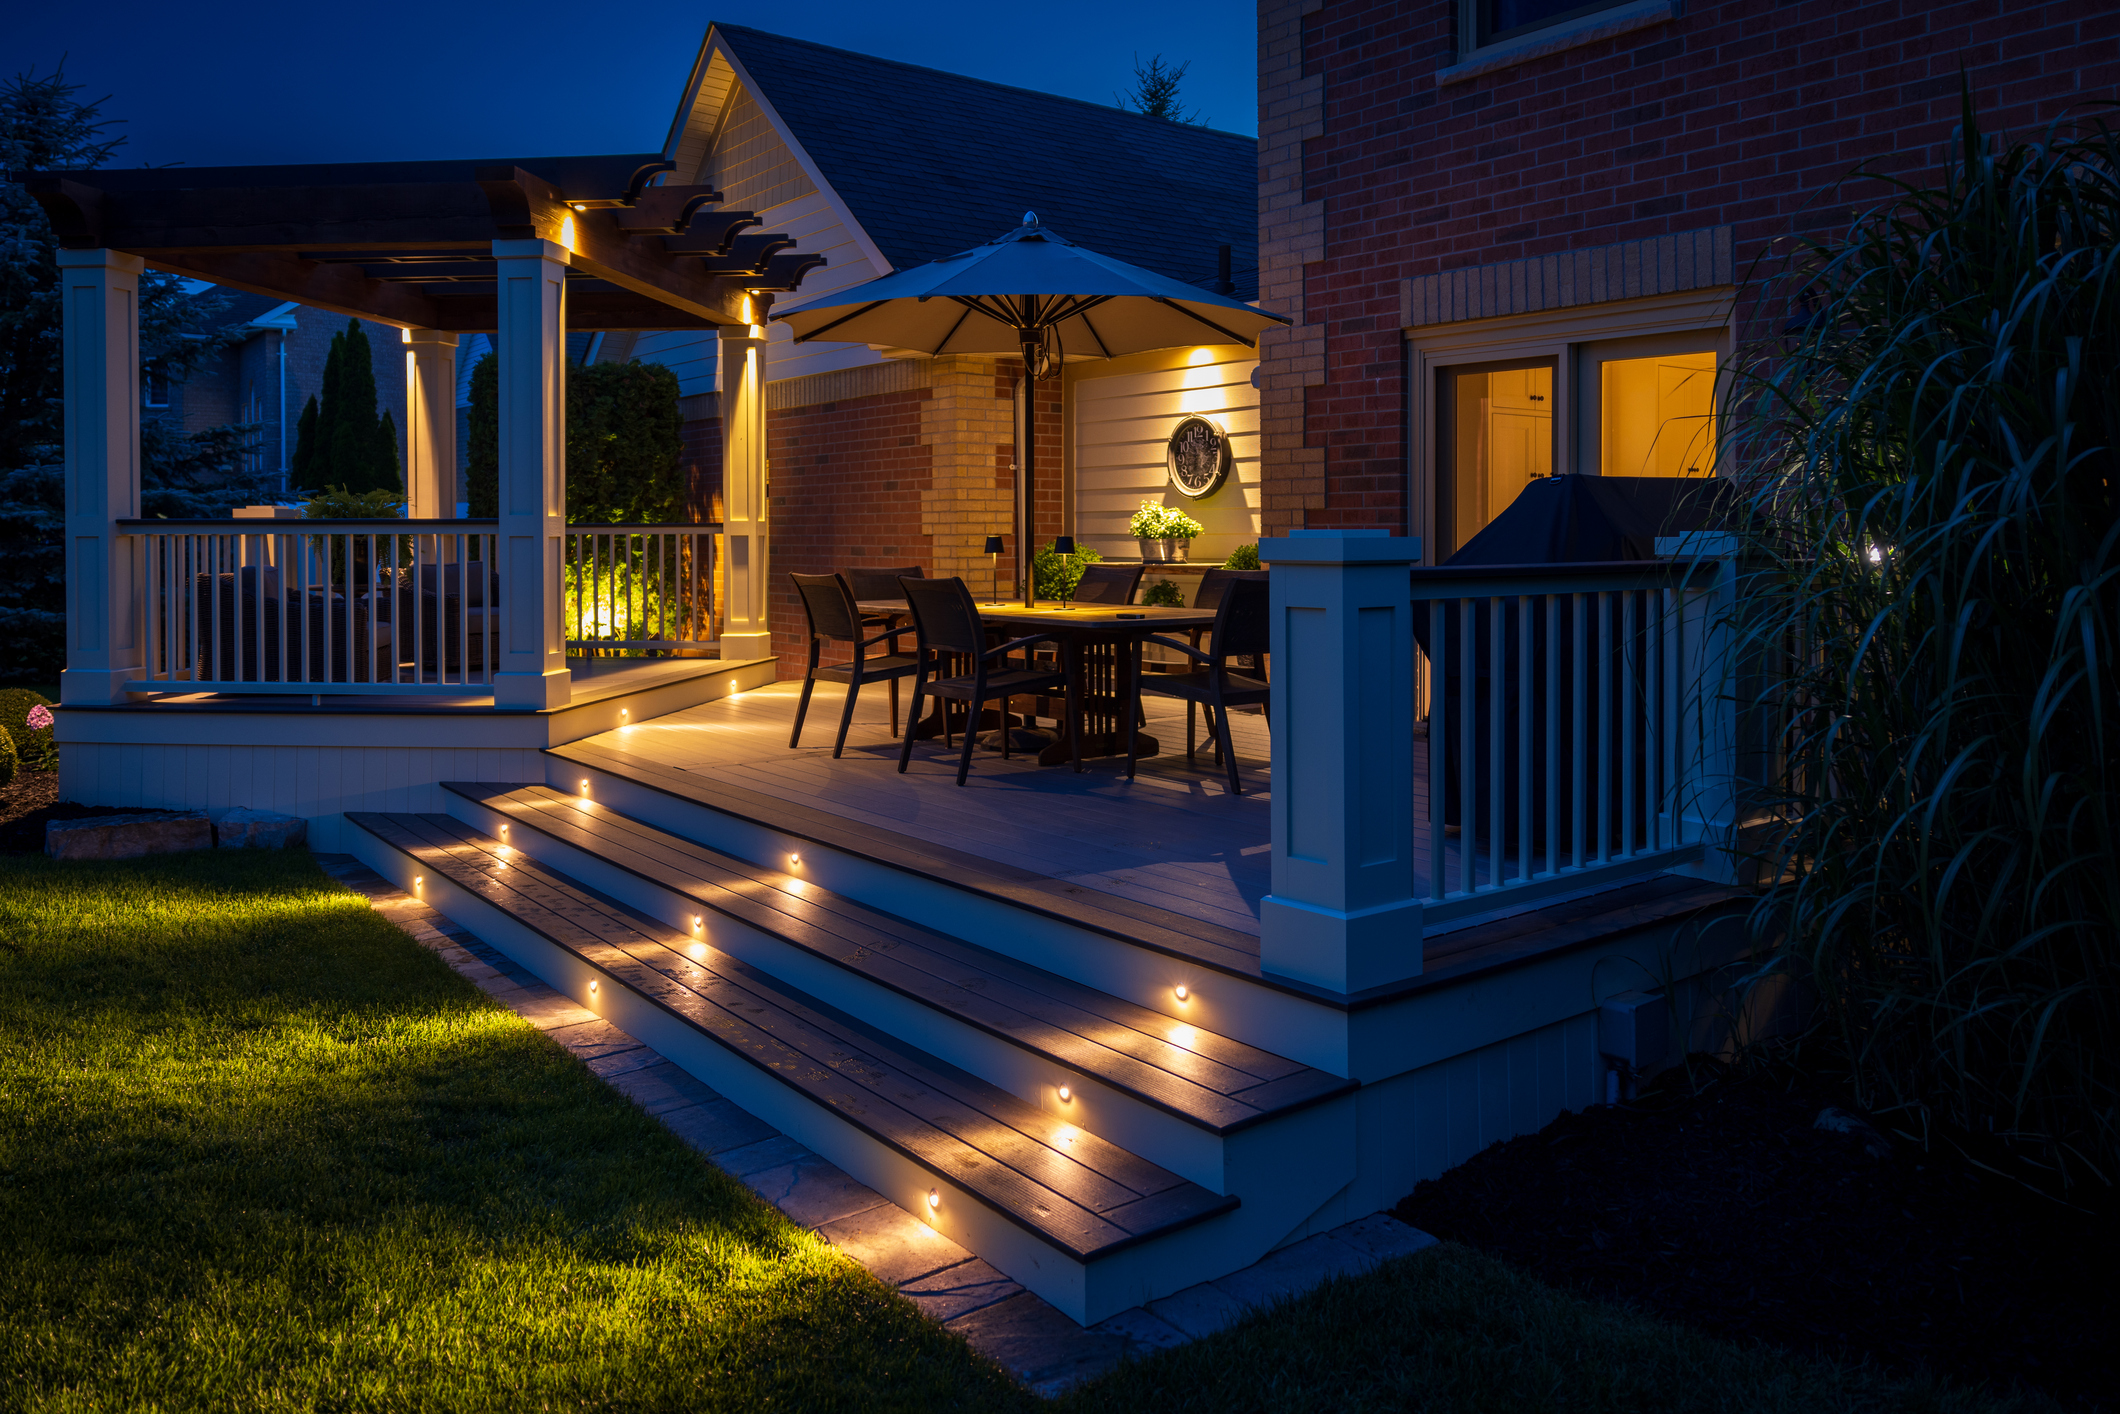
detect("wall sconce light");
top-left (1173, 985), bottom-right (1190, 1002)
top-left (692, 915), bottom-right (704, 931)
top-left (927, 1188), bottom-right (940, 1210)
top-left (413, 875), bottom-right (424, 888)
top-left (789, 852), bottom-right (802, 867)
top-left (1056, 1085), bottom-right (1072, 1103)
top-left (579, 779), bottom-right (591, 795)
top-left (589, 980), bottom-right (599, 994)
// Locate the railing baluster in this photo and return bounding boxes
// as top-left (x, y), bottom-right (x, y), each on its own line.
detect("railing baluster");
top-left (1427, 598), bottom-right (1446, 904)
top-left (1622, 589), bottom-right (1637, 857)
top-left (1458, 596), bottom-right (1476, 897)
top-left (1518, 592), bottom-right (1532, 884)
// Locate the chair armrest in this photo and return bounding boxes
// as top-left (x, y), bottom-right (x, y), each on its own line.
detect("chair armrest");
top-left (1140, 634), bottom-right (1209, 662)
top-left (856, 627), bottom-right (906, 652)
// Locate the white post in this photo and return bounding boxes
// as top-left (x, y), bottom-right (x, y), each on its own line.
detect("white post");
top-left (1656, 533), bottom-right (1741, 884)
top-left (402, 329), bottom-right (458, 520)
top-left (58, 249), bottom-right (144, 706)
top-left (490, 239), bottom-right (570, 709)
top-left (1259, 531), bottom-right (1426, 993)
top-left (718, 319), bottom-right (772, 661)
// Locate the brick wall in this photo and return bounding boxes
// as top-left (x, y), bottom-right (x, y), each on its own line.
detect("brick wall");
top-left (684, 354), bottom-right (1072, 664)
top-left (1278, 0), bottom-right (2114, 532)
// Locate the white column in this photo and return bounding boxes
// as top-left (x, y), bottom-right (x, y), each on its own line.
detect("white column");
top-left (718, 321), bottom-right (772, 661)
top-left (1259, 531), bottom-right (1426, 993)
top-left (402, 329), bottom-right (458, 519)
top-left (58, 250), bottom-right (144, 706)
top-left (490, 239), bottom-right (570, 710)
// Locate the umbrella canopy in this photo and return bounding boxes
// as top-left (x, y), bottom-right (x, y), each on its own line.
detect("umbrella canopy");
top-left (774, 216), bottom-right (1287, 607)
top-left (774, 214), bottom-right (1287, 359)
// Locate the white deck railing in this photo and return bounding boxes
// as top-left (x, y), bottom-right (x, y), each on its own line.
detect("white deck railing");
top-left (1412, 558), bottom-right (1728, 922)
top-left (118, 518), bottom-right (723, 698)
top-left (563, 524), bottom-right (720, 656)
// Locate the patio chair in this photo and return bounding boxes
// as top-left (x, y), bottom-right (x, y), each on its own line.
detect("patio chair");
top-left (788, 572), bottom-right (920, 757)
top-left (897, 575), bottom-right (1077, 785)
top-left (843, 563), bottom-right (925, 652)
top-left (1126, 575), bottom-right (1271, 794)
top-left (1071, 562), bottom-right (1143, 606)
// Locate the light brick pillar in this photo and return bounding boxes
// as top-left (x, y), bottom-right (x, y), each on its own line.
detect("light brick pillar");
top-left (719, 322), bottom-right (772, 661)
top-left (491, 238), bottom-right (571, 709)
top-left (58, 249), bottom-right (144, 706)
top-left (402, 329), bottom-right (458, 519)
top-left (920, 357), bottom-right (1017, 589)
top-left (1257, 0), bottom-right (1329, 538)
top-left (1259, 531), bottom-right (1426, 993)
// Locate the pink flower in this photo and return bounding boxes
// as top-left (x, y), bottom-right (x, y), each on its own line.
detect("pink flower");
top-left (26, 704), bottom-right (53, 730)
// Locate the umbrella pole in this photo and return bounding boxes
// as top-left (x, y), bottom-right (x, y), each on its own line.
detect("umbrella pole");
top-left (1017, 325), bottom-right (1039, 607)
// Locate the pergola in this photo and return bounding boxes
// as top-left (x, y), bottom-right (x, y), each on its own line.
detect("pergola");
top-left (24, 153), bottom-right (821, 706)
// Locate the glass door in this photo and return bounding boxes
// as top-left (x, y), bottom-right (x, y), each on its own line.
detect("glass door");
top-left (1437, 359), bottom-right (1556, 558)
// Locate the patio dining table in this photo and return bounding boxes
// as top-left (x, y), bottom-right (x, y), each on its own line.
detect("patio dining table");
top-left (856, 599), bottom-right (1215, 768)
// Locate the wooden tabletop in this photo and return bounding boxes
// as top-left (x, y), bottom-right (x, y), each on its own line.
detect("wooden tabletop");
top-left (856, 599), bottom-right (1214, 632)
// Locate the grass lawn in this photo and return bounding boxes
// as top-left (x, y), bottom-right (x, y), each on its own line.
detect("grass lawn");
top-left (0, 851), bottom-right (2046, 1413)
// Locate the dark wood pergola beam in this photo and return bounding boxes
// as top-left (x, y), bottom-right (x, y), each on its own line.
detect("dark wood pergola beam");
top-left (18, 153), bottom-right (815, 330)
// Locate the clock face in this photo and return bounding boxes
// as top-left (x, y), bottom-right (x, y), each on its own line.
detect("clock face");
top-left (1166, 415), bottom-right (1230, 499)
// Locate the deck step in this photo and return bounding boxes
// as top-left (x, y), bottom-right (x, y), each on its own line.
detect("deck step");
top-left (345, 809), bottom-right (1254, 1321)
top-left (437, 781), bottom-right (1354, 1171)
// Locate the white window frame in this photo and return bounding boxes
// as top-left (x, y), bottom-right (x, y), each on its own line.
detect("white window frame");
top-left (1403, 287), bottom-right (1734, 564)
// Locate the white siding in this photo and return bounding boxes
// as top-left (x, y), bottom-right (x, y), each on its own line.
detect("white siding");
top-left (1072, 351), bottom-right (1260, 563)
top-left (631, 331), bottom-right (719, 398)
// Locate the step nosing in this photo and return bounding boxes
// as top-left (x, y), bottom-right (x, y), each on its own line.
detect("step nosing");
top-left (437, 781), bottom-right (1352, 1132)
top-left (349, 810), bottom-right (1239, 1262)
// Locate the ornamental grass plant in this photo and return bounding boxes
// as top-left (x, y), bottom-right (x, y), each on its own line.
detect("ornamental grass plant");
top-left (1727, 96), bottom-right (2119, 1190)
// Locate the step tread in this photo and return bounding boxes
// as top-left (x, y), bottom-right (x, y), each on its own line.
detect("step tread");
top-left (547, 739), bottom-right (1266, 972)
top-left (443, 780), bottom-right (1353, 1134)
top-left (350, 810), bottom-right (1238, 1262)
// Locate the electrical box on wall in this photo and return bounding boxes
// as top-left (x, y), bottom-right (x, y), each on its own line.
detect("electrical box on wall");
top-left (1599, 990), bottom-right (1670, 1072)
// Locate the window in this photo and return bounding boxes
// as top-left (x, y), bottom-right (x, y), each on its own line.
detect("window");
top-left (1600, 350), bottom-right (1716, 478)
top-left (1438, 359), bottom-right (1556, 556)
top-left (1474, 0), bottom-right (1635, 49)
top-left (142, 361), bottom-right (170, 408)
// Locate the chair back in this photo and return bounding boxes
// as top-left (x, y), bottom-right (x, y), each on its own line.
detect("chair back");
top-left (899, 576), bottom-right (986, 659)
top-left (844, 564), bottom-right (924, 603)
top-left (1210, 576), bottom-right (1271, 663)
top-left (790, 571), bottom-right (862, 644)
top-left (1193, 567), bottom-right (1268, 613)
top-left (1072, 563), bottom-right (1143, 605)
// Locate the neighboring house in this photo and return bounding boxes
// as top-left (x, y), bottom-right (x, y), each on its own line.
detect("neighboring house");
top-left (644, 25), bottom-right (1263, 659)
top-left (1252, 0), bottom-right (2103, 552)
top-left (157, 289), bottom-right (410, 495)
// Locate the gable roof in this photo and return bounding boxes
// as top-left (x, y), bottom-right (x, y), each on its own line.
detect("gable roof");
top-left (689, 26), bottom-right (1257, 300)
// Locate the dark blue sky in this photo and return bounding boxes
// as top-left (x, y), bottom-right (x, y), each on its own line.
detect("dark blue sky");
top-left (4, 1), bottom-right (1256, 169)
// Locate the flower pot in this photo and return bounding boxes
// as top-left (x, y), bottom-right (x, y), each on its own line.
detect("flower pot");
top-left (1138, 537), bottom-right (1191, 564)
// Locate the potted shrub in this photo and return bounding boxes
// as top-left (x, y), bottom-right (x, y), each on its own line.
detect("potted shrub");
top-left (1130, 500), bottom-right (1205, 563)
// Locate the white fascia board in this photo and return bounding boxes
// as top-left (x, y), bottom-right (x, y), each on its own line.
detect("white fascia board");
top-left (703, 30), bottom-right (893, 278)
top-left (245, 300), bottom-right (301, 331)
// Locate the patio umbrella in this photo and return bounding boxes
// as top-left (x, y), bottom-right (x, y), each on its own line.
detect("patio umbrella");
top-left (775, 214), bottom-right (1287, 605)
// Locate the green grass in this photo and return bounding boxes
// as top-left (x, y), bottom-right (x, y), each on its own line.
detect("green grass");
top-left (0, 852), bottom-right (2050, 1412)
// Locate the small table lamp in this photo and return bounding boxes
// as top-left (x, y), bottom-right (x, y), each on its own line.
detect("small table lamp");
top-left (983, 535), bottom-right (1005, 604)
top-left (1052, 536), bottom-right (1076, 610)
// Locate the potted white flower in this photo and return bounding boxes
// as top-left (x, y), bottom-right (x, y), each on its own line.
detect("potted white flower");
top-left (1130, 500), bottom-right (1205, 563)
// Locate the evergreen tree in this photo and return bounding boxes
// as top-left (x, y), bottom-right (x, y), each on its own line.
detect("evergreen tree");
top-left (1115, 54), bottom-right (1205, 125)
top-left (306, 332), bottom-right (345, 491)
top-left (290, 393), bottom-right (319, 489)
top-left (368, 408), bottom-right (402, 494)
top-left (466, 351), bottom-right (498, 515)
top-left (328, 321), bottom-right (378, 486)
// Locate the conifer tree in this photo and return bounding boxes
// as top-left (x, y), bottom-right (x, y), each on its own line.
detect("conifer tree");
top-left (307, 332), bottom-right (345, 491)
top-left (368, 409), bottom-right (402, 494)
top-left (291, 393), bottom-right (319, 489)
top-left (328, 321), bottom-right (379, 486)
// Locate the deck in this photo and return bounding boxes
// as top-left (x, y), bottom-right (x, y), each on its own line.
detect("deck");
top-left (584, 680), bottom-right (1287, 940)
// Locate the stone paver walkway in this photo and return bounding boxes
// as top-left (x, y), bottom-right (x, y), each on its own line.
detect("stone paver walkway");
top-left (318, 853), bottom-right (1437, 1395)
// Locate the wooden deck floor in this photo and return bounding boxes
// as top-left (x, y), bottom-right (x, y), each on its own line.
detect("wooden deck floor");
top-left (592, 681), bottom-right (1293, 936)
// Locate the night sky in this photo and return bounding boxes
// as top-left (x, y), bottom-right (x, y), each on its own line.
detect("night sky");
top-left (3, 0), bottom-right (1257, 170)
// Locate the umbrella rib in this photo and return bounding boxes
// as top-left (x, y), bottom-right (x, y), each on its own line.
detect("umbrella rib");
top-left (790, 299), bottom-right (890, 344)
top-left (1149, 297), bottom-right (1270, 348)
top-left (934, 303), bottom-right (975, 354)
top-left (1076, 308), bottom-right (1114, 359)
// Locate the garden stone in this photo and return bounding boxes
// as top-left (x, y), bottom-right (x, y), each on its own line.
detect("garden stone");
top-left (1814, 1106), bottom-right (1892, 1160)
top-left (46, 811), bottom-right (212, 860)
top-left (212, 807), bottom-right (307, 850)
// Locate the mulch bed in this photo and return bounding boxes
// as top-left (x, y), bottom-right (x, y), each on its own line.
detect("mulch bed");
top-left (0, 771), bottom-right (189, 856)
top-left (1394, 1061), bottom-right (2116, 1409)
